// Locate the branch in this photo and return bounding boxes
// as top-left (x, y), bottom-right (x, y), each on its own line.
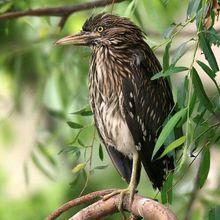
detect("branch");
top-left (0, 0), bottom-right (125, 19)
top-left (0, 0), bottom-right (126, 29)
top-left (47, 189), bottom-right (178, 220)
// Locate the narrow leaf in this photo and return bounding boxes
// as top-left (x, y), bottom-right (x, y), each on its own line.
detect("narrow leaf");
top-left (0, 2), bottom-right (13, 13)
top-left (152, 108), bottom-right (187, 159)
top-left (197, 60), bottom-right (220, 94)
top-left (37, 143), bottom-right (57, 167)
top-left (209, 206), bottom-right (220, 220)
top-left (163, 41), bottom-right (171, 71)
top-left (58, 146), bottom-right (80, 155)
top-left (159, 136), bottom-right (186, 159)
top-left (47, 109), bottom-right (66, 119)
top-left (197, 60), bottom-right (216, 78)
top-left (198, 32), bottom-right (219, 72)
top-left (23, 162), bottom-right (29, 186)
top-left (187, 0), bottom-right (201, 18)
top-left (99, 144), bottom-right (104, 161)
top-left (171, 41), bottom-right (188, 65)
top-left (78, 139), bottom-right (86, 147)
top-left (161, 173), bottom-right (173, 204)
top-left (191, 67), bottom-right (214, 113)
top-left (80, 111), bottom-right (93, 116)
top-left (67, 121), bottom-right (83, 129)
top-left (198, 148), bottom-right (210, 188)
top-left (151, 66), bottom-right (188, 80)
top-left (71, 106), bottom-right (93, 116)
top-left (72, 163), bottom-right (86, 173)
top-left (163, 25), bottom-right (176, 39)
top-left (31, 153), bottom-right (54, 180)
top-left (93, 165), bottom-right (108, 170)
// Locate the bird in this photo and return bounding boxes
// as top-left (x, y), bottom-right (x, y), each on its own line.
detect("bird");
top-left (56, 13), bottom-right (174, 208)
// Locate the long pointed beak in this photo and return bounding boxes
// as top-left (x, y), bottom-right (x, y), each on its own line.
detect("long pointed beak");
top-left (55, 31), bottom-right (99, 46)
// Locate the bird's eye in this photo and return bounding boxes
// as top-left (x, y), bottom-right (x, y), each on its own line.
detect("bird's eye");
top-left (97, 26), bottom-right (104, 33)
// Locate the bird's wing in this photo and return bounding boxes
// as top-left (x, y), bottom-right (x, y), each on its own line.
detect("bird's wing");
top-left (105, 145), bottom-right (134, 183)
top-left (121, 46), bottom-right (174, 189)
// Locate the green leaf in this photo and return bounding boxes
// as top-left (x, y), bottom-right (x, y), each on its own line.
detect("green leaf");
top-left (187, 0), bottom-right (201, 18)
top-left (189, 92), bottom-right (197, 116)
top-left (159, 136), bottom-right (186, 159)
top-left (47, 109), bottom-right (66, 119)
top-left (161, 173), bottom-right (173, 204)
top-left (159, 0), bottom-right (169, 7)
top-left (72, 163), bottom-right (86, 173)
top-left (171, 41), bottom-right (188, 65)
top-left (37, 143), bottom-right (57, 167)
top-left (0, 2), bottom-right (13, 13)
top-left (207, 28), bottom-right (220, 47)
top-left (78, 139), bottom-right (86, 147)
top-left (152, 108), bottom-right (187, 159)
top-left (23, 162), bottom-right (29, 186)
top-left (197, 60), bottom-right (220, 94)
top-left (58, 146), bottom-right (80, 155)
top-left (71, 106), bottom-right (93, 116)
top-left (125, 0), bottom-right (137, 16)
top-left (198, 32), bottom-right (219, 73)
top-left (99, 144), bottom-right (104, 161)
top-left (31, 153), bottom-right (54, 180)
top-left (151, 66), bottom-right (188, 80)
top-left (67, 121), bottom-right (83, 129)
top-left (93, 165), bottom-right (108, 170)
top-left (163, 25), bottom-right (176, 39)
top-left (191, 67), bottom-right (214, 113)
top-left (198, 148), bottom-right (210, 188)
top-left (80, 111), bottom-right (93, 116)
top-left (209, 206), bottom-right (220, 220)
top-left (163, 41), bottom-right (171, 71)
top-left (197, 60), bottom-right (216, 78)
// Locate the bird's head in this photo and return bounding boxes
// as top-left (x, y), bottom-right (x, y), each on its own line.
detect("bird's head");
top-left (55, 13), bottom-right (144, 48)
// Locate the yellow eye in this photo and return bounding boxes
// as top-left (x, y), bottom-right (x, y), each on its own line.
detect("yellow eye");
top-left (97, 26), bottom-right (104, 33)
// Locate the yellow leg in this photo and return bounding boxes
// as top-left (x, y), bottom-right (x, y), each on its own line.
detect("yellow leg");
top-left (103, 152), bottom-right (139, 211)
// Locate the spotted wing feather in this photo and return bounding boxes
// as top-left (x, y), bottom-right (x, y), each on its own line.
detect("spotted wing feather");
top-left (122, 45), bottom-right (174, 189)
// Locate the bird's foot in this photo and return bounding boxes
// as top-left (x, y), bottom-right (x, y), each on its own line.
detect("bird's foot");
top-left (103, 186), bottom-right (136, 212)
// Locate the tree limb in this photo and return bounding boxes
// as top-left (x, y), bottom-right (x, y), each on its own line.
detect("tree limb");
top-left (0, 0), bottom-right (125, 20)
top-left (0, 0), bottom-right (126, 29)
top-left (47, 189), bottom-right (178, 220)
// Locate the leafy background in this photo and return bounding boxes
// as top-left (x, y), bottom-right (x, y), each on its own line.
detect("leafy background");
top-left (0, 0), bottom-right (220, 219)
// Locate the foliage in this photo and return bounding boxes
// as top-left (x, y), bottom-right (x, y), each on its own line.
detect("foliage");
top-left (0, 0), bottom-right (220, 219)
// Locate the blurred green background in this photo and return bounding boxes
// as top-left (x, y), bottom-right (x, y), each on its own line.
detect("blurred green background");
top-left (0, 0), bottom-right (220, 219)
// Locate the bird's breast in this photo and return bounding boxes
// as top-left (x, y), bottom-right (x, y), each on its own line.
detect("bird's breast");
top-left (93, 95), bottom-right (136, 158)
top-left (89, 49), bottom-right (137, 157)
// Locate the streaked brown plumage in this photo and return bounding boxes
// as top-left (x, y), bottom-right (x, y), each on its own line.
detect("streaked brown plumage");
top-left (56, 13), bottom-right (174, 205)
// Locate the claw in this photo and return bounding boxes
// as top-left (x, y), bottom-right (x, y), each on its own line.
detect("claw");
top-left (103, 186), bottom-right (136, 212)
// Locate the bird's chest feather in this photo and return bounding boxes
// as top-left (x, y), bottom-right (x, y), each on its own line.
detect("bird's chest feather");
top-left (89, 48), bottom-right (136, 157)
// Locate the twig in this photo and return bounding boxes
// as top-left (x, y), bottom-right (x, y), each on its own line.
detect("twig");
top-left (47, 189), bottom-right (178, 220)
top-left (184, 141), bottom-right (210, 220)
top-left (0, 0), bottom-right (125, 20)
top-left (79, 128), bottom-right (96, 196)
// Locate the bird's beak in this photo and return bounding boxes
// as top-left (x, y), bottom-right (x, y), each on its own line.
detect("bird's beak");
top-left (55, 31), bottom-right (99, 46)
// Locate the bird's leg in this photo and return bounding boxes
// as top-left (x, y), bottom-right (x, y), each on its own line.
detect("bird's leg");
top-left (118, 152), bottom-right (139, 210)
top-left (103, 153), bottom-right (139, 211)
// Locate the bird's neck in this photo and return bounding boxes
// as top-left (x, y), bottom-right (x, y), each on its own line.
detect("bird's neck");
top-left (89, 46), bottom-right (132, 100)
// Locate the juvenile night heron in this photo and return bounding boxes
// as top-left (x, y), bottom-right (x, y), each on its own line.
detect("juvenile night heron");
top-left (56, 13), bottom-right (174, 207)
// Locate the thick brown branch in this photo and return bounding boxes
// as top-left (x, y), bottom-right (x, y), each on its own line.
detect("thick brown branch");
top-left (46, 189), bottom-right (116, 220)
top-left (0, 0), bottom-right (126, 20)
top-left (47, 189), bottom-right (178, 220)
top-left (70, 194), bottom-right (177, 220)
